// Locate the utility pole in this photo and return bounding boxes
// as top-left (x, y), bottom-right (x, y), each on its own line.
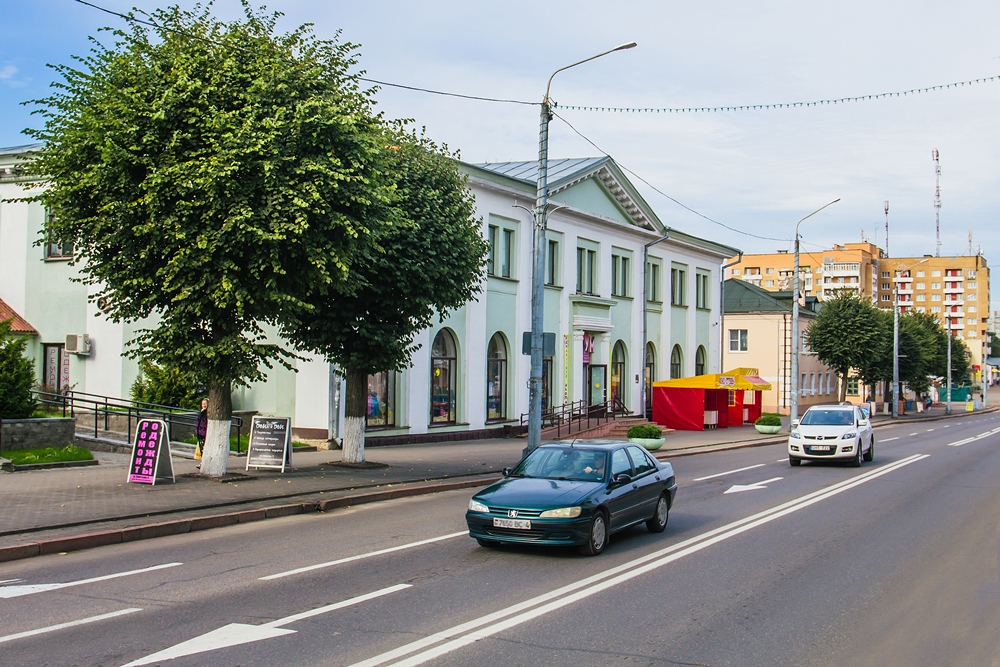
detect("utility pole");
top-left (946, 329), bottom-right (953, 415)
top-left (893, 276), bottom-right (900, 418)
top-left (791, 199), bottom-right (840, 423)
top-left (525, 42), bottom-right (636, 456)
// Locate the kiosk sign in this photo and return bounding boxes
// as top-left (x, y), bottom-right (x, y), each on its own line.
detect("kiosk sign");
top-left (127, 419), bottom-right (175, 485)
top-left (719, 376), bottom-right (736, 387)
top-left (246, 416), bottom-right (292, 472)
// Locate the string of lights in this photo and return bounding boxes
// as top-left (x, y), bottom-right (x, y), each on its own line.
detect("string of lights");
top-left (557, 75), bottom-right (1000, 114)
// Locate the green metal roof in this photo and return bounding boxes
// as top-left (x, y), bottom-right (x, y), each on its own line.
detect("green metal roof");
top-left (724, 278), bottom-right (818, 315)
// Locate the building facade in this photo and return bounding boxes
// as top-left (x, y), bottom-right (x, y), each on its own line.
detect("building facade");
top-left (722, 279), bottom-right (839, 414)
top-left (1, 146), bottom-right (739, 439)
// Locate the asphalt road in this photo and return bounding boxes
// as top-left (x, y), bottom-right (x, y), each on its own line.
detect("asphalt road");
top-left (3, 412), bottom-right (1000, 667)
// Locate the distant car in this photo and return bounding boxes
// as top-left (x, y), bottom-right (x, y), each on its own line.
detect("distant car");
top-left (788, 404), bottom-right (874, 467)
top-left (466, 441), bottom-right (677, 556)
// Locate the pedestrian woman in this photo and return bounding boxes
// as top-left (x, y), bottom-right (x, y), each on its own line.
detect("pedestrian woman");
top-left (195, 398), bottom-right (208, 464)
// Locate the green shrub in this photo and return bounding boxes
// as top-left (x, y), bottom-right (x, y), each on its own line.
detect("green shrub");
top-left (0, 318), bottom-right (37, 419)
top-left (627, 424), bottom-right (663, 439)
top-left (130, 359), bottom-right (203, 409)
top-left (755, 414), bottom-right (783, 427)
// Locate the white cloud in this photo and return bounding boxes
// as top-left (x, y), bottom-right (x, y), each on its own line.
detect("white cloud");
top-left (0, 64), bottom-right (26, 88)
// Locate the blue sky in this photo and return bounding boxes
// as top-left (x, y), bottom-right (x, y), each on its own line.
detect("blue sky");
top-left (2, 0), bottom-right (999, 288)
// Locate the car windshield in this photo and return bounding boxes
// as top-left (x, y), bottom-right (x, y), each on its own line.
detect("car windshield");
top-left (800, 409), bottom-right (855, 426)
top-left (510, 447), bottom-right (608, 481)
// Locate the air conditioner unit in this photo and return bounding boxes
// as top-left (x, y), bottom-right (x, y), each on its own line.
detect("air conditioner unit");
top-left (66, 333), bottom-right (91, 356)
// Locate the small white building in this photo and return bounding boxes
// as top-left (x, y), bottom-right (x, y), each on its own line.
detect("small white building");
top-left (1, 145), bottom-right (739, 441)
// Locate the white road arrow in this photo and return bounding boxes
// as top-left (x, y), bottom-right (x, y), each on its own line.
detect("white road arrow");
top-left (120, 583), bottom-right (411, 667)
top-left (724, 476), bottom-right (783, 494)
top-left (0, 563), bottom-right (182, 599)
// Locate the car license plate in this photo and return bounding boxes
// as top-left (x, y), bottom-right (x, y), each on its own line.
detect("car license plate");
top-left (810, 445), bottom-right (831, 452)
top-left (493, 517), bottom-right (531, 530)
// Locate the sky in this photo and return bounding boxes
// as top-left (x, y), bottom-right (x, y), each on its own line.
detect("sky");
top-left (2, 0), bottom-right (998, 302)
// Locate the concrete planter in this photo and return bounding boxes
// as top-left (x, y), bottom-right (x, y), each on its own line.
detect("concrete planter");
top-left (0, 417), bottom-right (76, 451)
top-left (754, 424), bottom-right (782, 434)
top-left (628, 437), bottom-right (665, 451)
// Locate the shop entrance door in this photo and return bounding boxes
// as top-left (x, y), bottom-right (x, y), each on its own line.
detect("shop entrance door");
top-left (588, 364), bottom-right (607, 415)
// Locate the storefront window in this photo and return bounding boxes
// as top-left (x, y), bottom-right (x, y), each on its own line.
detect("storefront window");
top-left (644, 343), bottom-right (655, 416)
top-left (366, 371), bottom-right (395, 429)
top-left (542, 357), bottom-right (553, 413)
top-left (611, 341), bottom-right (627, 410)
top-left (486, 333), bottom-right (507, 422)
top-left (431, 329), bottom-right (457, 424)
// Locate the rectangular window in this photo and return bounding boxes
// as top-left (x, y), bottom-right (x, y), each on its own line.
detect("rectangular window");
top-left (500, 229), bottom-right (514, 278)
top-left (545, 239), bottom-right (558, 286)
top-left (916, 306), bottom-right (926, 313)
top-left (728, 329), bottom-right (748, 352)
top-left (881, 283), bottom-right (890, 290)
top-left (916, 270), bottom-right (925, 277)
top-left (765, 267), bottom-right (774, 274)
top-left (968, 305), bottom-right (977, 313)
top-left (932, 306), bottom-right (941, 313)
top-left (671, 266), bottom-right (687, 306)
top-left (932, 270), bottom-right (941, 277)
top-left (696, 273), bottom-right (710, 308)
top-left (968, 282), bottom-right (977, 289)
top-left (732, 268), bottom-right (740, 275)
top-left (847, 378), bottom-right (859, 396)
top-left (916, 294), bottom-right (925, 302)
top-left (576, 246), bottom-right (597, 294)
top-left (765, 279), bottom-right (774, 287)
top-left (932, 294), bottom-right (941, 301)
top-left (915, 282), bottom-right (925, 289)
top-left (881, 271), bottom-right (890, 278)
top-left (487, 225), bottom-right (498, 275)
top-left (881, 294), bottom-right (890, 301)
top-left (967, 294), bottom-right (977, 301)
top-left (611, 253), bottom-right (630, 297)
top-left (45, 239), bottom-right (74, 260)
top-left (967, 270), bottom-right (977, 278)
top-left (646, 262), bottom-right (660, 302)
top-left (931, 282), bottom-right (941, 289)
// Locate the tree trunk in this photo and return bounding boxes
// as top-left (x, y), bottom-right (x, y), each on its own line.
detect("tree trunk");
top-left (341, 366), bottom-right (367, 464)
top-left (839, 371), bottom-right (848, 403)
top-left (200, 379), bottom-right (232, 477)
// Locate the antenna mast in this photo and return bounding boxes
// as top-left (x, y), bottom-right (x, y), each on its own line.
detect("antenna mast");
top-left (884, 200), bottom-right (890, 257)
top-left (933, 148), bottom-right (942, 256)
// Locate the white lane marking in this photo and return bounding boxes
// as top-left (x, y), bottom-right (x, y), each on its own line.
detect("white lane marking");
top-left (926, 429), bottom-right (935, 432)
top-left (909, 433), bottom-right (918, 436)
top-left (880, 437), bottom-right (899, 442)
top-left (724, 477), bottom-right (783, 494)
top-left (347, 454), bottom-right (929, 667)
top-left (693, 463), bottom-right (766, 481)
top-left (778, 458), bottom-right (789, 463)
top-left (0, 563), bottom-right (182, 599)
top-left (948, 427), bottom-right (1000, 447)
top-left (0, 608), bottom-right (142, 644)
top-left (0, 579), bottom-right (23, 585)
top-left (943, 425), bottom-right (950, 428)
top-left (120, 584), bottom-right (409, 667)
top-left (260, 532), bottom-right (467, 581)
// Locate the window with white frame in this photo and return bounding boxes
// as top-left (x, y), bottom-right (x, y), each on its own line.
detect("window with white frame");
top-left (671, 265), bottom-right (687, 306)
top-left (647, 260), bottom-right (661, 302)
top-left (728, 329), bottom-right (748, 352)
top-left (696, 272), bottom-right (710, 308)
top-left (576, 242), bottom-right (598, 294)
top-left (611, 251), bottom-right (631, 297)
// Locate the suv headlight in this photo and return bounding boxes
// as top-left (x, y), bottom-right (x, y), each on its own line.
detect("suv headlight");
top-left (790, 431), bottom-right (801, 439)
top-left (841, 432), bottom-right (857, 439)
top-left (468, 499), bottom-right (489, 513)
top-left (539, 506), bottom-right (582, 518)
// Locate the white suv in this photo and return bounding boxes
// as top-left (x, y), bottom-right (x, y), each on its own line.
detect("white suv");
top-left (788, 405), bottom-right (874, 467)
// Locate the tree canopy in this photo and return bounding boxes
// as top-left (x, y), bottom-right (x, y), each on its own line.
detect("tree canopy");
top-left (806, 291), bottom-right (884, 401)
top-left (0, 319), bottom-right (37, 419)
top-left (22, 3), bottom-right (395, 475)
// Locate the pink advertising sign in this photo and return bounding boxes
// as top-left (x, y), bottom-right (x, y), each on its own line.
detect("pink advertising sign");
top-left (127, 419), bottom-right (175, 485)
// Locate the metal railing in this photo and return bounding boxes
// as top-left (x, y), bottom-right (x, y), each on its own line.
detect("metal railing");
top-left (32, 390), bottom-right (245, 453)
top-left (520, 396), bottom-right (630, 440)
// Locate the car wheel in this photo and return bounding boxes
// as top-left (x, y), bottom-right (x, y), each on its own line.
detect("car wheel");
top-left (579, 510), bottom-right (608, 556)
top-left (646, 494), bottom-right (669, 533)
top-left (789, 456), bottom-right (801, 467)
top-left (863, 436), bottom-right (874, 462)
top-left (852, 442), bottom-right (863, 467)
top-left (476, 538), bottom-right (499, 549)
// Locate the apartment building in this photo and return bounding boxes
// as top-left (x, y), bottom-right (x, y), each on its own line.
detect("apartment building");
top-left (878, 255), bottom-right (991, 377)
top-left (727, 242), bottom-right (883, 303)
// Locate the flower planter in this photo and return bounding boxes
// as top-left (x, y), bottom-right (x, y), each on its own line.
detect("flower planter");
top-left (754, 424), bottom-right (782, 434)
top-left (628, 437), bottom-right (665, 451)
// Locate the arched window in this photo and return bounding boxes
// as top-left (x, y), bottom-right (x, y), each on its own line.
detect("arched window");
top-left (486, 333), bottom-right (508, 422)
top-left (431, 329), bottom-right (458, 424)
top-left (670, 345), bottom-right (683, 379)
top-left (611, 341), bottom-right (627, 410)
top-left (695, 346), bottom-right (707, 376)
top-left (644, 343), bottom-right (656, 416)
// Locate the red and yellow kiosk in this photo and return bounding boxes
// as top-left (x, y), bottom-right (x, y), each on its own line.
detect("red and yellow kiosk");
top-left (652, 368), bottom-right (771, 431)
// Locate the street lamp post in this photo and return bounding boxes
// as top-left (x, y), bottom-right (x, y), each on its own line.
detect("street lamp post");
top-left (790, 199), bottom-right (840, 423)
top-left (526, 42), bottom-right (637, 456)
top-left (946, 327), bottom-right (952, 415)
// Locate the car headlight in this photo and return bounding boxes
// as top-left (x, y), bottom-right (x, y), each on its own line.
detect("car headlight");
top-left (539, 506), bottom-right (582, 518)
top-left (841, 432), bottom-right (857, 439)
top-left (790, 431), bottom-right (801, 439)
top-left (468, 499), bottom-right (489, 513)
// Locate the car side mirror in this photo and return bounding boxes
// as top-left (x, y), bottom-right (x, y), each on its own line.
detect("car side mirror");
top-left (858, 419), bottom-right (869, 427)
top-left (613, 473), bottom-right (632, 485)
top-left (502, 467), bottom-right (512, 477)
top-left (791, 419), bottom-right (800, 428)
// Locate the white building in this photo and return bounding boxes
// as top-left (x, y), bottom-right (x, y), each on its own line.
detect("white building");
top-left (1, 146), bottom-right (739, 441)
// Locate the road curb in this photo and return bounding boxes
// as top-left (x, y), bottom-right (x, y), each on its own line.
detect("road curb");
top-left (0, 476), bottom-right (500, 564)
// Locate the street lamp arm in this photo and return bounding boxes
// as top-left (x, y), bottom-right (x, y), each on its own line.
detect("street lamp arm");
top-left (544, 42), bottom-right (637, 102)
top-left (795, 198), bottom-right (841, 238)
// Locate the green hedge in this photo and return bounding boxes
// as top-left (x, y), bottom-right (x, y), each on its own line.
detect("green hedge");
top-left (754, 414), bottom-right (782, 427)
top-left (627, 424), bottom-right (663, 439)
top-left (5, 445), bottom-right (93, 465)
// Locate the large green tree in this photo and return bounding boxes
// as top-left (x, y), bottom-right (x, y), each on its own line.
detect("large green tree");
top-left (21, 4), bottom-right (394, 475)
top-left (806, 291), bottom-right (884, 401)
top-left (0, 319), bottom-right (37, 420)
top-left (282, 129), bottom-right (488, 463)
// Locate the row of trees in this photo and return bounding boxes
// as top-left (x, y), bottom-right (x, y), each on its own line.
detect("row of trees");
top-left (807, 292), bottom-right (971, 402)
top-left (21, 4), bottom-right (488, 474)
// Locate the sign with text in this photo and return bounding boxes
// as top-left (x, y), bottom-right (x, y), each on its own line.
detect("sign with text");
top-left (719, 376), bottom-right (736, 387)
top-left (246, 416), bottom-right (292, 472)
top-left (127, 419), bottom-right (175, 485)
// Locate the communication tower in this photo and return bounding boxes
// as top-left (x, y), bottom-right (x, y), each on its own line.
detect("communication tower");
top-left (933, 149), bottom-right (942, 256)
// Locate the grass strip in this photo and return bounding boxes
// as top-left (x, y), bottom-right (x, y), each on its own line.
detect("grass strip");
top-left (4, 445), bottom-right (94, 465)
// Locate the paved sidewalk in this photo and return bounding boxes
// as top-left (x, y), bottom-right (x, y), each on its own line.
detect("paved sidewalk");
top-left (0, 404), bottom-right (992, 561)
